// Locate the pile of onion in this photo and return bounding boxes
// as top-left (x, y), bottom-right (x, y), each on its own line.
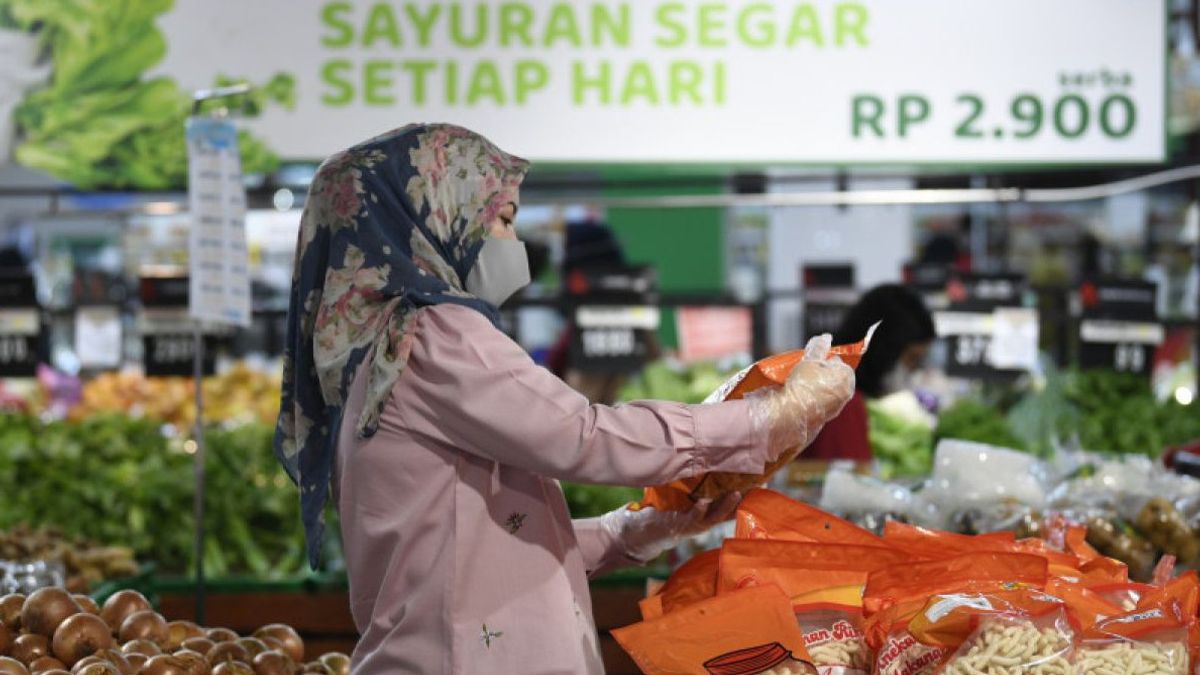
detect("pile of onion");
top-left (0, 589), bottom-right (349, 675)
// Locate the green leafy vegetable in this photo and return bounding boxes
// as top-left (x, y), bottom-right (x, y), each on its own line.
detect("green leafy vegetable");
top-left (0, 0), bottom-right (294, 189)
top-left (867, 399), bottom-right (933, 478)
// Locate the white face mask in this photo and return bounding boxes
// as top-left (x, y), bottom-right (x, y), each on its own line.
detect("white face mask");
top-left (881, 364), bottom-right (916, 395)
top-left (465, 238), bottom-right (531, 308)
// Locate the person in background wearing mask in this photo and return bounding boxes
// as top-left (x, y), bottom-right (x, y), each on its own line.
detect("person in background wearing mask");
top-left (274, 124), bottom-right (856, 674)
top-left (804, 284), bottom-right (935, 463)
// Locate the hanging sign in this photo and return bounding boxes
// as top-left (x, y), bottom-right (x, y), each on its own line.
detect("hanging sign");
top-left (0, 274), bottom-right (42, 377)
top-left (137, 0), bottom-right (1166, 166)
top-left (186, 117), bottom-right (251, 328)
top-left (1078, 278), bottom-right (1162, 377)
top-left (801, 263), bottom-right (856, 339)
top-left (567, 266), bottom-right (658, 373)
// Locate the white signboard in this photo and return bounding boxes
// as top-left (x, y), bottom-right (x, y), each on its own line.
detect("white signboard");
top-left (154, 0), bottom-right (1165, 164)
top-left (186, 118), bottom-right (251, 327)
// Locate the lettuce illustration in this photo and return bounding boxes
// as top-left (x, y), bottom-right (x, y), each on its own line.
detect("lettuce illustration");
top-left (0, 0), bottom-right (294, 190)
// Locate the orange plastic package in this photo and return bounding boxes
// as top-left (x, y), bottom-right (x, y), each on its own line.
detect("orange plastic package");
top-left (656, 549), bottom-right (722, 615)
top-left (862, 552), bottom-right (1050, 675)
top-left (718, 539), bottom-right (913, 675)
top-left (638, 329), bottom-right (875, 512)
top-left (613, 584), bottom-right (819, 675)
top-left (734, 489), bottom-right (884, 547)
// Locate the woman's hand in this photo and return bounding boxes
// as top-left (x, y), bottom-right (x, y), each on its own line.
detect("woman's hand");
top-left (752, 334), bottom-right (856, 462)
top-left (600, 492), bottom-right (742, 563)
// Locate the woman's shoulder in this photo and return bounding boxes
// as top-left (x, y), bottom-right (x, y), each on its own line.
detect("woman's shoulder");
top-left (411, 303), bottom-right (522, 367)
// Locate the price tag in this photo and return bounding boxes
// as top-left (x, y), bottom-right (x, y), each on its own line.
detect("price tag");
top-left (936, 273), bottom-right (1033, 380)
top-left (75, 306), bottom-right (123, 369)
top-left (0, 274), bottom-right (42, 377)
top-left (567, 266), bottom-right (658, 374)
top-left (139, 277), bottom-right (217, 377)
top-left (1077, 279), bottom-right (1161, 377)
top-left (802, 263), bottom-right (856, 339)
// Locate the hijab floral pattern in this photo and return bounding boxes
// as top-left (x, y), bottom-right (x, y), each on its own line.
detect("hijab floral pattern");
top-left (274, 124), bottom-right (529, 567)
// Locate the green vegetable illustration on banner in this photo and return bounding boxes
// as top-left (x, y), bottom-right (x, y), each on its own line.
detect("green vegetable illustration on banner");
top-left (0, 0), bottom-right (295, 190)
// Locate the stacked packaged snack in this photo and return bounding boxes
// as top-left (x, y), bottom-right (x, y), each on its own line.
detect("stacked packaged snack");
top-left (615, 489), bottom-right (1200, 675)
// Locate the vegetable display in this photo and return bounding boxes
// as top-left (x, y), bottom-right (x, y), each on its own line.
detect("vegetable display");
top-left (0, 414), bottom-right (308, 578)
top-left (0, 527), bottom-right (138, 593)
top-left (0, 588), bottom-right (350, 674)
top-left (0, 0), bottom-right (294, 189)
top-left (867, 393), bottom-right (935, 478)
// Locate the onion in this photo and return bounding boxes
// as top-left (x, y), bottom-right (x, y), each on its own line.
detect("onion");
top-left (136, 655), bottom-right (193, 675)
top-left (250, 626), bottom-right (302, 665)
top-left (317, 653), bottom-right (348, 675)
top-left (67, 656), bottom-right (104, 672)
top-left (233, 639), bottom-right (268, 661)
top-left (249, 651), bottom-right (292, 675)
top-left (300, 663), bottom-right (331, 674)
top-left (86, 651), bottom-right (129, 675)
top-left (166, 651), bottom-right (204, 675)
top-left (177, 638), bottom-right (211, 657)
top-left (0, 656), bottom-right (28, 675)
top-left (162, 623), bottom-right (200, 653)
top-left (203, 629), bottom-right (237, 645)
top-left (116, 612), bottom-right (166, 648)
top-left (96, 594), bottom-right (148, 635)
top-left (0, 622), bottom-right (11, 657)
top-left (204, 642), bottom-right (249, 666)
top-left (119, 654), bottom-right (145, 672)
top-left (117, 640), bottom-right (158, 658)
top-left (0, 595), bottom-right (24, 631)
top-left (26, 655), bottom-right (65, 674)
top-left (50, 614), bottom-right (111, 668)
top-left (21, 590), bottom-right (80, 638)
top-left (71, 665), bottom-right (118, 675)
top-left (66, 599), bottom-right (96, 618)
top-left (210, 663), bottom-right (254, 675)
top-left (12, 635), bottom-right (50, 665)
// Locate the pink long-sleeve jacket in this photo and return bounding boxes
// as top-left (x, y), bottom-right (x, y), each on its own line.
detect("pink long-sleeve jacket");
top-left (334, 304), bottom-right (769, 674)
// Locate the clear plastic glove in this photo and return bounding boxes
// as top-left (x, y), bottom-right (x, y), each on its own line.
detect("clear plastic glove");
top-left (600, 491), bottom-right (742, 563)
top-left (751, 334), bottom-right (856, 462)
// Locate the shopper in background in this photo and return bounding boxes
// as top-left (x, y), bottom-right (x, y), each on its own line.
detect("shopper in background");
top-left (804, 284), bottom-right (935, 462)
top-left (273, 124), bottom-right (856, 674)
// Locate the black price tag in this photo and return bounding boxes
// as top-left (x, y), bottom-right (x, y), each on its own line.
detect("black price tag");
top-left (1077, 279), bottom-right (1161, 377)
top-left (938, 273), bottom-right (1030, 381)
top-left (801, 263), bottom-right (856, 339)
top-left (139, 275), bottom-right (217, 377)
top-left (0, 274), bottom-right (43, 377)
top-left (566, 266), bottom-right (658, 374)
top-left (143, 333), bottom-right (218, 377)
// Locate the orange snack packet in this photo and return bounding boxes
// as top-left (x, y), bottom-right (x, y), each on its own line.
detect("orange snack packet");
top-left (638, 329), bottom-right (875, 512)
top-left (734, 489), bottom-right (884, 547)
top-left (659, 549), bottom-right (721, 614)
top-left (613, 584), bottom-right (818, 675)
top-left (718, 540), bottom-right (913, 674)
top-left (881, 521), bottom-right (1015, 559)
top-left (862, 553), bottom-right (1050, 675)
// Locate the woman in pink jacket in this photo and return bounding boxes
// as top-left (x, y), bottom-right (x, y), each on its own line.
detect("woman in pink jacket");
top-left (274, 124), bottom-right (854, 674)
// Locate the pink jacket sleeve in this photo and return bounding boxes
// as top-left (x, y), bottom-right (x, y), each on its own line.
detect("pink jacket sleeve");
top-left (395, 304), bottom-right (770, 487)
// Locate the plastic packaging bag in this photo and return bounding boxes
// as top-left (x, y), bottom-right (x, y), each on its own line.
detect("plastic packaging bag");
top-left (921, 439), bottom-right (1052, 529)
top-left (638, 328), bottom-right (875, 512)
top-left (717, 539), bottom-right (911, 675)
top-left (818, 468), bottom-right (921, 534)
top-left (940, 615), bottom-right (1074, 675)
top-left (613, 584), bottom-right (818, 675)
top-left (734, 488), bottom-right (884, 547)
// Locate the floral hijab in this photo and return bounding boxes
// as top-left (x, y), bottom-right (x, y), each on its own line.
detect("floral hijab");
top-left (274, 124), bottom-right (529, 567)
